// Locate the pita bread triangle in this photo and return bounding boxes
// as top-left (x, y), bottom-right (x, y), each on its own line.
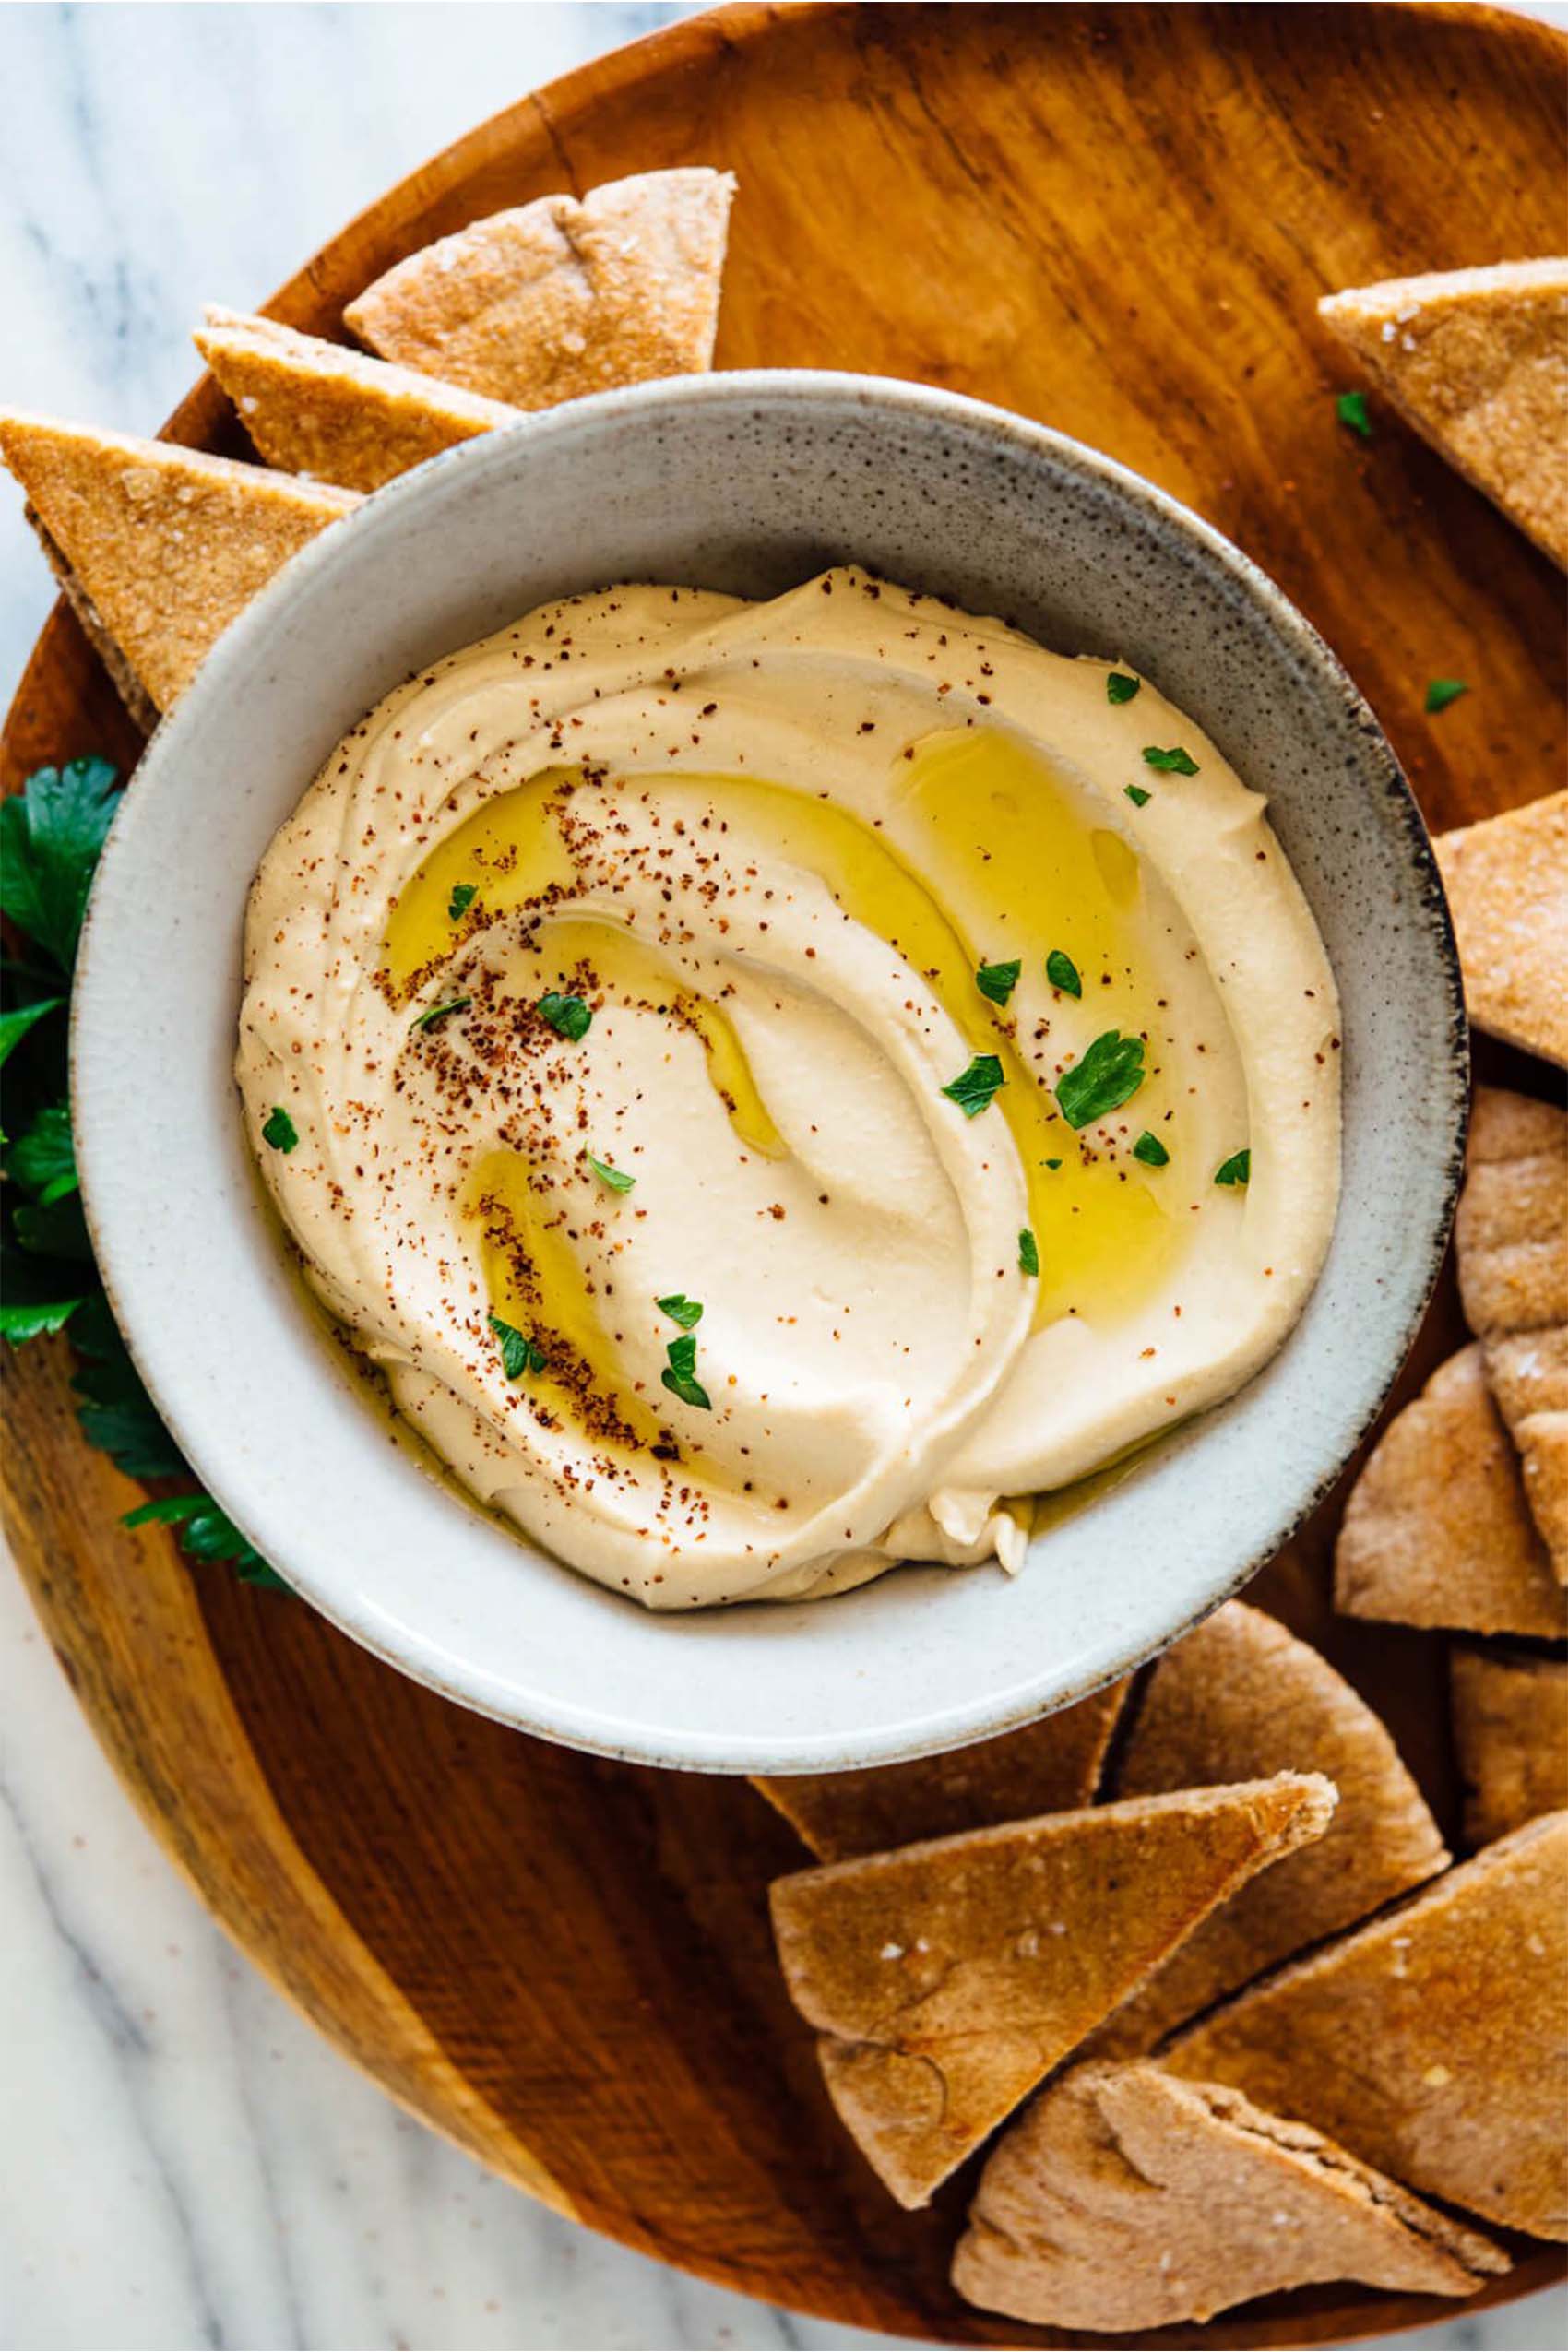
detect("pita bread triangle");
top-left (196, 307), bottom-right (519, 493)
top-left (1435, 793), bottom-right (1568, 1069)
top-left (768, 1772), bottom-right (1336, 2206)
top-left (1335, 1344), bottom-right (1566, 1635)
top-left (1167, 1810), bottom-right (1568, 2239)
top-left (0, 411), bottom-right (357, 719)
top-left (1087, 1603), bottom-right (1445, 2055)
top-left (952, 2060), bottom-right (1507, 2328)
top-left (752, 1676), bottom-right (1129, 1860)
top-left (344, 167), bottom-right (734, 408)
top-left (1318, 258), bottom-right (1567, 564)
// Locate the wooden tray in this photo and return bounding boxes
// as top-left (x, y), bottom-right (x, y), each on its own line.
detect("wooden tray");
top-left (5, 6), bottom-right (1564, 2342)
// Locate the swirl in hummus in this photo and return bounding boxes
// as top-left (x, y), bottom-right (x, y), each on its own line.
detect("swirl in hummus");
top-left (238, 570), bottom-right (1340, 1608)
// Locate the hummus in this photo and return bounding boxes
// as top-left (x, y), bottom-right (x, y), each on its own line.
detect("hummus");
top-left (238, 570), bottom-right (1340, 1608)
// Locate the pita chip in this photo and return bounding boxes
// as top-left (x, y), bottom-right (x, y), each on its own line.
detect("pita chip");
top-left (345, 168), bottom-right (735, 408)
top-left (1451, 1645), bottom-right (1568, 1848)
top-left (1335, 1345), bottom-right (1566, 1638)
top-left (752, 1680), bottom-right (1129, 1861)
top-left (1318, 258), bottom-right (1568, 564)
top-left (1435, 793), bottom-right (1568, 1067)
top-left (1455, 1090), bottom-right (1568, 1575)
top-left (768, 1773), bottom-right (1336, 2207)
top-left (1087, 1604), bottom-right (1445, 2055)
top-left (196, 307), bottom-right (520, 492)
top-left (952, 2061), bottom-right (1507, 2329)
top-left (1167, 1811), bottom-right (1568, 2239)
top-left (0, 411), bottom-right (358, 722)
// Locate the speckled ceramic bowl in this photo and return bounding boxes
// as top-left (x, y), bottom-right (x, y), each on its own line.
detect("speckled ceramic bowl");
top-left (72, 374), bottom-right (1467, 1773)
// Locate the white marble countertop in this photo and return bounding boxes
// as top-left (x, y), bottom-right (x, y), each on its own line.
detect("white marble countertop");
top-left (3, 7), bottom-right (1564, 2349)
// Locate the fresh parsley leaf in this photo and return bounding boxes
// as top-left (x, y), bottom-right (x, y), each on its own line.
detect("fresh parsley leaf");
top-left (976, 957), bottom-right (1021, 1006)
top-left (262, 1105), bottom-right (298, 1154)
top-left (1425, 678), bottom-right (1469, 715)
top-left (8, 1102), bottom-right (77, 1204)
top-left (0, 756), bottom-right (119, 970)
top-left (1044, 1157), bottom-right (1063, 1170)
top-left (448, 881), bottom-right (477, 921)
top-left (586, 1150), bottom-right (635, 1194)
top-left (123, 1493), bottom-right (285, 1587)
top-left (1215, 1148), bottom-right (1252, 1188)
top-left (1124, 784), bottom-right (1151, 807)
top-left (942, 1052), bottom-right (1005, 1118)
top-left (661, 1329), bottom-right (712, 1410)
top-left (1133, 1130), bottom-right (1170, 1168)
top-left (69, 1296), bottom-right (188, 1477)
top-left (0, 995), bottom-right (62, 1070)
top-left (1054, 1030), bottom-right (1146, 1130)
top-left (1018, 1228), bottom-right (1039, 1277)
top-left (1143, 745), bottom-right (1198, 775)
top-left (1336, 389), bottom-right (1372, 441)
top-left (490, 1312), bottom-right (546, 1378)
top-left (0, 1290), bottom-right (83, 1345)
top-left (1107, 671), bottom-right (1141, 705)
top-left (657, 1293), bottom-right (704, 1331)
top-left (538, 991), bottom-right (592, 1040)
top-left (1045, 949), bottom-right (1081, 998)
top-left (411, 996), bottom-right (470, 1032)
top-left (14, 1193), bottom-right (91, 1260)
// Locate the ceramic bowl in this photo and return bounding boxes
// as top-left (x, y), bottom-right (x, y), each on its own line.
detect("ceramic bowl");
top-left (72, 373), bottom-right (1466, 1773)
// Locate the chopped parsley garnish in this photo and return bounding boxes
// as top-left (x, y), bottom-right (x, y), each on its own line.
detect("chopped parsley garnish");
top-left (976, 957), bottom-right (1021, 1006)
top-left (1045, 948), bottom-right (1082, 998)
top-left (1215, 1148), bottom-right (1252, 1188)
top-left (942, 1053), bottom-right (1005, 1118)
top-left (657, 1293), bottom-right (704, 1331)
top-left (490, 1312), bottom-right (546, 1378)
top-left (1133, 1130), bottom-right (1169, 1168)
top-left (538, 990), bottom-right (592, 1040)
top-left (1044, 1157), bottom-right (1063, 1170)
top-left (1018, 1228), bottom-right (1039, 1277)
top-left (661, 1329), bottom-right (712, 1411)
top-left (411, 995), bottom-right (469, 1031)
top-left (1107, 671), bottom-right (1141, 705)
top-left (1143, 745), bottom-right (1198, 775)
top-left (585, 1150), bottom-right (635, 1194)
top-left (262, 1105), bottom-right (298, 1154)
top-left (1425, 678), bottom-right (1469, 715)
top-left (1124, 784), bottom-right (1151, 807)
top-left (1054, 1030), bottom-right (1146, 1130)
top-left (1336, 389), bottom-right (1372, 441)
top-left (448, 881), bottom-right (477, 921)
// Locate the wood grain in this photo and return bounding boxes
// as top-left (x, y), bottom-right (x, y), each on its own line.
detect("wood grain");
top-left (4, 6), bottom-right (1564, 2341)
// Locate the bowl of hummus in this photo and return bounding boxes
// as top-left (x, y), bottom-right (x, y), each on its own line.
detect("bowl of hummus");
top-left (73, 374), bottom-right (1466, 1769)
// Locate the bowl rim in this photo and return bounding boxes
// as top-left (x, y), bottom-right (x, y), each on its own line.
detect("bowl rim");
top-left (70, 367), bottom-right (1468, 1771)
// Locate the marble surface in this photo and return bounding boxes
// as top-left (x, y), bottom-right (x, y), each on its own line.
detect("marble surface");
top-left (2, 6), bottom-right (1564, 2349)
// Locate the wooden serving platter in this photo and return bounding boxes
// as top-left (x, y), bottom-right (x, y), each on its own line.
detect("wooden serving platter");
top-left (4, 6), bottom-right (1564, 2342)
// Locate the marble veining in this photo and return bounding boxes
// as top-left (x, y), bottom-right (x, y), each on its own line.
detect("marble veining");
top-left (2, 5), bottom-right (1565, 2347)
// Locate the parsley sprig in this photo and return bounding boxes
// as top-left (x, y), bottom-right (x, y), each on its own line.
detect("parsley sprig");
top-left (942, 1053), bottom-right (1005, 1118)
top-left (1, 759), bottom-right (285, 1588)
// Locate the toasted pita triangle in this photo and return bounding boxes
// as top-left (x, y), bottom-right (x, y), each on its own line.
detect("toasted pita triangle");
top-left (196, 308), bottom-right (520, 493)
top-left (1335, 1345), bottom-right (1566, 1636)
top-left (952, 2061), bottom-right (1507, 2328)
top-left (1455, 1089), bottom-right (1568, 1576)
top-left (0, 412), bottom-right (357, 718)
top-left (1451, 1645), bottom-right (1568, 1848)
top-left (752, 1679), bottom-right (1129, 1861)
top-left (768, 1773), bottom-right (1336, 2207)
top-left (1167, 1811), bottom-right (1568, 2239)
top-left (1435, 794), bottom-right (1568, 1067)
top-left (1087, 1605), bottom-right (1445, 2056)
top-left (1318, 259), bottom-right (1568, 564)
top-left (344, 168), bottom-right (735, 408)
